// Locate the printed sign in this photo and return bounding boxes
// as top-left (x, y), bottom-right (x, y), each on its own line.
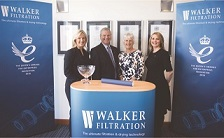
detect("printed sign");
top-left (71, 90), bottom-right (155, 137)
top-left (0, 1), bottom-right (55, 136)
top-left (171, 1), bottom-right (224, 137)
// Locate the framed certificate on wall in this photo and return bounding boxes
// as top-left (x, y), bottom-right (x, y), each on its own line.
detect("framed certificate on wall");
top-left (117, 21), bottom-right (142, 52)
top-left (148, 20), bottom-right (173, 55)
top-left (87, 21), bottom-right (111, 51)
top-left (57, 21), bottom-right (81, 54)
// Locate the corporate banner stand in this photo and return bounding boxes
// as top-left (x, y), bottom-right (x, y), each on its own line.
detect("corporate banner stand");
top-left (0, 1), bottom-right (55, 137)
top-left (171, 1), bottom-right (224, 137)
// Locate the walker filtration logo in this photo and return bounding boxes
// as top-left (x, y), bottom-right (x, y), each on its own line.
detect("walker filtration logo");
top-left (81, 110), bottom-right (146, 137)
top-left (181, 6), bottom-right (224, 26)
top-left (0, 4), bottom-right (47, 25)
top-left (189, 35), bottom-right (216, 77)
top-left (1, 5), bottom-right (39, 18)
top-left (82, 110), bottom-right (94, 129)
top-left (183, 7), bottom-right (221, 21)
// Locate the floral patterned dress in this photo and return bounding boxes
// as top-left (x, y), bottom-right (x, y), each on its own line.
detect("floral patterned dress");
top-left (118, 50), bottom-right (144, 81)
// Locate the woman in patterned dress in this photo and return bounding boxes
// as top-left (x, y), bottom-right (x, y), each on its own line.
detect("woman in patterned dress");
top-left (118, 33), bottom-right (144, 81)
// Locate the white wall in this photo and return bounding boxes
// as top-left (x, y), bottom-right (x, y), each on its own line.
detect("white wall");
top-left (51, 0), bottom-right (199, 121)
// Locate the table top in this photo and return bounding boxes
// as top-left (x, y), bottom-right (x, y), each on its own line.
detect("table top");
top-left (71, 80), bottom-right (155, 92)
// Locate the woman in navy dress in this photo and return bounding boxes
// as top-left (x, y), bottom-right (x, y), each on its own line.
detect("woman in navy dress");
top-left (145, 32), bottom-right (173, 136)
top-left (64, 29), bottom-right (91, 105)
top-left (64, 29), bottom-right (90, 136)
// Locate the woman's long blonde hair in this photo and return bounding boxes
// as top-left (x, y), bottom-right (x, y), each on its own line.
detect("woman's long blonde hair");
top-left (148, 32), bottom-right (165, 53)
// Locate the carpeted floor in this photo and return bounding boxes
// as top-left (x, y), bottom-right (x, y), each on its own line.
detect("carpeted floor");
top-left (31, 125), bottom-right (70, 137)
top-left (31, 123), bottom-right (186, 137)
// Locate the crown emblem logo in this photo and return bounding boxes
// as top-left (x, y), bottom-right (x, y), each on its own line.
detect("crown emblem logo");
top-left (22, 34), bottom-right (32, 44)
top-left (200, 35), bottom-right (210, 45)
top-left (124, 26), bottom-right (129, 31)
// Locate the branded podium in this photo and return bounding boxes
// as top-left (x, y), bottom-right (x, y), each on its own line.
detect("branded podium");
top-left (70, 80), bottom-right (155, 137)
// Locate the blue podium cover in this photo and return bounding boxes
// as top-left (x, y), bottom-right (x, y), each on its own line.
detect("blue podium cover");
top-left (171, 1), bottom-right (224, 137)
top-left (0, 1), bottom-right (55, 136)
top-left (70, 81), bottom-right (155, 137)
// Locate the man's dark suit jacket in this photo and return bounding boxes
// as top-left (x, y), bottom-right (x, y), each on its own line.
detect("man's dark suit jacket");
top-left (90, 43), bottom-right (120, 80)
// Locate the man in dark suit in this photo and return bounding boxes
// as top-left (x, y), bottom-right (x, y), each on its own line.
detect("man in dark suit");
top-left (90, 27), bottom-right (120, 80)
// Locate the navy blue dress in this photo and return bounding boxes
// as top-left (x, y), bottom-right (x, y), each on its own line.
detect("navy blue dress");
top-left (64, 47), bottom-right (90, 104)
top-left (145, 48), bottom-right (173, 136)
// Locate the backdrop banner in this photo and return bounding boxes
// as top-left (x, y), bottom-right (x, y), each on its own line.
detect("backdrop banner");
top-left (171, 1), bottom-right (224, 137)
top-left (0, 1), bottom-right (55, 137)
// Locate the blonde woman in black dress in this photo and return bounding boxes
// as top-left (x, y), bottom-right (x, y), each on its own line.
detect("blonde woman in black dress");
top-left (64, 30), bottom-right (90, 104)
top-left (145, 32), bottom-right (173, 136)
top-left (64, 30), bottom-right (91, 136)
